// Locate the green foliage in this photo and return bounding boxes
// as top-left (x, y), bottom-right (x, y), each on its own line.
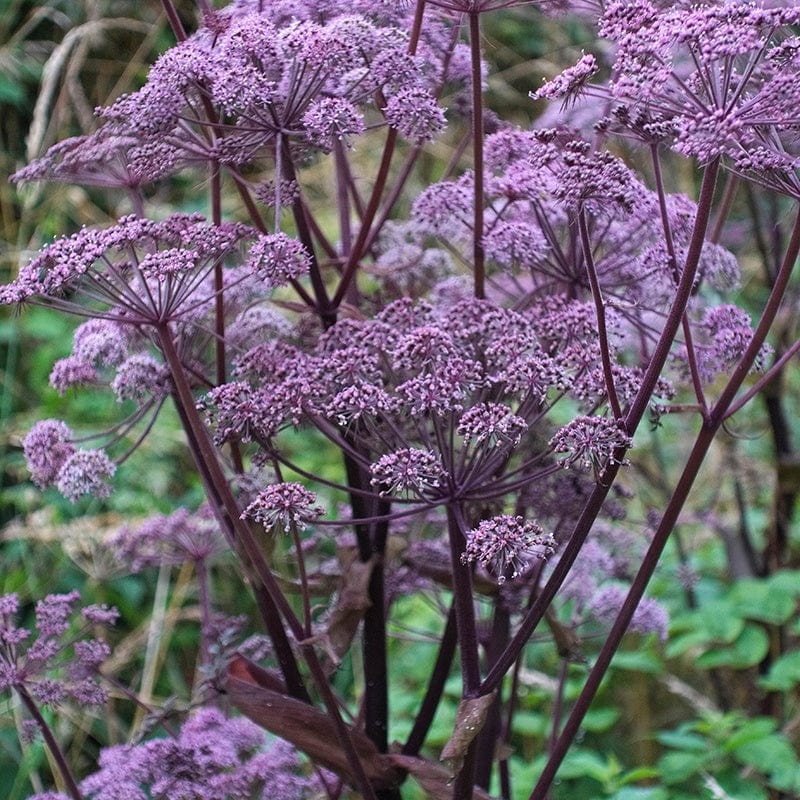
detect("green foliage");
top-left (656, 714), bottom-right (800, 797)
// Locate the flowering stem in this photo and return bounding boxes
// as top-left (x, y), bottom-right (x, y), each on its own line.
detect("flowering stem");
top-left (650, 144), bottom-right (707, 412)
top-left (448, 504), bottom-right (481, 696)
top-left (624, 158), bottom-right (721, 431)
top-left (210, 163), bottom-right (227, 390)
top-left (342, 453), bottom-right (391, 755)
top-left (159, 0), bottom-right (187, 41)
top-left (725, 334), bottom-right (800, 419)
top-left (529, 200), bottom-right (800, 799)
top-left (469, 11), bottom-right (485, 300)
top-left (474, 601), bottom-right (510, 789)
top-left (290, 521), bottom-right (313, 638)
top-left (194, 556), bottom-right (213, 669)
top-left (280, 146), bottom-right (335, 325)
top-left (159, 328), bottom-right (309, 702)
top-left (481, 161), bottom-right (722, 697)
top-left (17, 685), bottom-right (84, 800)
top-left (444, 505), bottom-right (481, 797)
top-left (226, 169), bottom-right (318, 309)
top-left (332, 128), bottom-right (399, 309)
top-left (158, 325), bottom-right (381, 800)
top-left (578, 209), bottom-right (621, 418)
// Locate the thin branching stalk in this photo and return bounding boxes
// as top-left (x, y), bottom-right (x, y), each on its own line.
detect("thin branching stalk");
top-left (578, 209), bottom-right (622, 418)
top-left (469, 11), bottom-right (486, 300)
top-left (17, 686), bottom-right (84, 800)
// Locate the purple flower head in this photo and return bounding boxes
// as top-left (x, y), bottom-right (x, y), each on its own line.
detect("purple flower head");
top-left (82, 604), bottom-right (121, 626)
top-left (11, 129), bottom-right (180, 190)
top-left (550, 416), bottom-right (632, 478)
top-left (371, 448), bottom-right (444, 497)
top-left (112, 506), bottom-right (228, 571)
top-left (72, 319), bottom-right (128, 367)
top-left (412, 173), bottom-right (473, 240)
top-left (457, 403), bottom-right (528, 448)
top-left (138, 248), bottom-right (197, 282)
top-left (55, 449), bottom-right (116, 503)
top-left (598, 1), bottom-right (800, 172)
top-left (112, 353), bottom-right (170, 403)
top-left (0, 590), bottom-right (115, 707)
top-left (246, 233), bottom-right (311, 288)
top-left (49, 357), bottom-right (99, 396)
top-left (329, 383), bottom-right (396, 426)
top-left (383, 86), bottom-right (447, 144)
top-left (391, 325), bottom-right (459, 371)
top-left (462, 515), bottom-right (555, 585)
top-left (394, 361), bottom-right (482, 415)
top-left (482, 219), bottom-right (549, 271)
top-left (554, 142), bottom-right (639, 213)
top-left (1, 215), bottom-right (255, 325)
top-left (531, 52), bottom-right (598, 105)
top-left (302, 97), bottom-right (365, 151)
top-left (23, 420), bottom-right (76, 489)
top-left (589, 584), bottom-right (668, 640)
top-left (200, 380), bottom-right (293, 444)
top-left (242, 482), bottom-right (325, 531)
top-left (693, 303), bottom-right (771, 381)
top-left (78, 708), bottom-right (320, 800)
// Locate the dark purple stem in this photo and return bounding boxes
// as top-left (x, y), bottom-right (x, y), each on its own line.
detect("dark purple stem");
top-left (578, 209), bottom-right (621, 418)
top-left (17, 685), bottom-right (84, 800)
top-left (194, 556), bottom-right (213, 668)
top-left (529, 201), bottom-right (800, 799)
top-left (469, 11), bottom-right (486, 300)
top-left (650, 144), bottom-right (707, 411)
top-left (158, 324), bottom-right (381, 800)
top-left (159, 0), bottom-right (187, 41)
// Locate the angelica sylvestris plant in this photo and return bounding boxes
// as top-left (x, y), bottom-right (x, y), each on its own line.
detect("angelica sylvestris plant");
top-left (5, 0), bottom-right (800, 798)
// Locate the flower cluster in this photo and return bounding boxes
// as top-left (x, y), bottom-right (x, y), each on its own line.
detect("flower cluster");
top-left (111, 506), bottom-right (228, 571)
top-left (241, 483), bottom-right (325, 532)
top-left (31, 708), bottom-right (324, 800)
top-left (15, 5), bottom-right (456, 196)
top-left (22, 421), bottom-right (116, 502)
top-left (462, 515), bottom-right (555, 585)
top-left (0, 591), bottom-right (117, 709)
top-left (550, 417), bottom-right (633, 477)
top-left (593, 0), bottom-right (800, 184)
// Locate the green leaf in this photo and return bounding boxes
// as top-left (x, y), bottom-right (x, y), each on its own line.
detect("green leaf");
top-left (512, 710), bottom-right (549, 738)
top-left (732, 733), bottom-right (796, 774)
top-left (657, 750), bottom-right (709, 783)
top-left (583, 706), bottom-right (621, 732)
top-left (611, 648), bottom-right (664, 674)
top-left (666, 628), bottom-right (713, 658)
top-left (766, 570), bottom-right (800, 599)
top-left (656, 729), bottom-right (709, 752)
top-left (695, 623), bottom-right (769, 669)
top-left (728, 579), bottom-right (796, 624)
top-left (759, 650), bottom-right (800, 691)
top-left (618, 766), bottom-right (662, 785)
top-left (722, 718), bottom-right (777, 751)
top-left (608, 788), bottom-right (668, 800)
top-left (557, 749), bottom-right (613, 782)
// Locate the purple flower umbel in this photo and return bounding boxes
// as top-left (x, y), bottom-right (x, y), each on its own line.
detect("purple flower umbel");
top-left (462, 515), bottom-right (555, 585)
top-left (0, 590), bottom-right (117, 709)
